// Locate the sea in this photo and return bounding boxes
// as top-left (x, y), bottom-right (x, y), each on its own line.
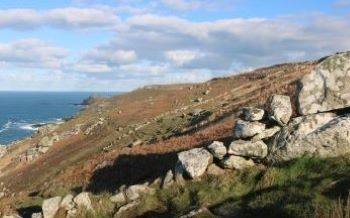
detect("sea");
top-left (0, 92), bottom-right (119, 145)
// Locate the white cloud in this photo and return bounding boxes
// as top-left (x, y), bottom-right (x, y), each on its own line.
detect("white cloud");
top-left (73, 63), bottom-right (113, 73)
top-left (161, 0), bottom-right (202, 10)
top-left (0, 7), bottom-right (120, 31)
top-left (83, 49), bottom-right (137, 65)
top-left (165, 50), bottom-right (206, 66)
top-left (69, 13), bottom-right (350, 90)
top-left (119, 64), bottom-right (168, 76)
top-left (74, 49), bottom-right (138, 73)
top-left (0, 9), bottom-right (41, 29)
top-left (335, 0), bottom-right (350, 6)
top-left (2, 5), bottom-right (350, 91)
top-left (0, 39), bottom-right (69, 69)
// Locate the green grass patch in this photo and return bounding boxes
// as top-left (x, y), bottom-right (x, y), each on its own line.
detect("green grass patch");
top-left (134, 157), bottom-right (350, 218)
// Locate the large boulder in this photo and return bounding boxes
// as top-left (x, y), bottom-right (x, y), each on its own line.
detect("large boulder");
top-left (298, 52), bottom-right (350, 115)
top-left (238, 107), bottom-right (265, 121)
top-left (234, 120), bottom-right (265, 139)
top-left (228, 140), bottom-right (268, 158)
top-left (267, 95), bottom-right (292, 126)
top-left (207, 141), bottom-right (227, 160)
top-left (42, 196), bottom-right (62, 218)
top-left (221, 156), bottom-right (255, 170)
top-left (177, 148), bottom-right (213, 179)
top-left (269, 113), bottom-right (349, 162)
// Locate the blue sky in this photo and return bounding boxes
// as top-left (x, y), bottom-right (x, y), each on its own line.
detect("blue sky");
top-left (0, 0), bottom-right (349, 91)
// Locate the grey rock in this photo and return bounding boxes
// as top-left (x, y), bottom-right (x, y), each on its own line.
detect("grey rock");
top-left (228, 140), bottom-right (268, 158)
top-left (38, 136), bottom-right (54, 148)
top-left (73, 192), bottom-right (93, 211)
top-left (207, 141), bottom-right (227, 160)
top-left (161, 170), bottom-right (174, 189)
top-left (177, 148), bottom-right (213, 179)
top-left (0, 146), bottom-right (8, 158)
top-left (128, 139), bottom-right (142, 148)
top-left (298, 52), bottom-right (350, 115)
top-left (42, 196), bottom-right (62, 218)
top-left (269, 114), bottom-right (349, 162)
top-left (125, 184), bottom-right (154, 201)
top-left (38, 146), bottom-right (49, 154)
top-left (37, 124), bottom-right (58, 135)
top-left (251, 126), bottom-right (281, 141)
top-left (221, 156), bottom-right (255, 170)
top-left (60, 194), bottom-right (75, 211)
top-left (110, 192), bottom-right (126, 204)
top-left (31, 213), bottom-right (42, 218)
top-left (238, 107), bottom-right (265, 121)
top-left (206, 163), bottom-right (225, 176)
top-left (267, 95), bottom-right (292, 126)
top-left (114, 201), bottom-right (140, 218)
top-left (179, 207), bottom-right (210, 218)
top-left (234, 120), bottom-right (266, 139)
top-left (66, 208), bottom-right (77, 218)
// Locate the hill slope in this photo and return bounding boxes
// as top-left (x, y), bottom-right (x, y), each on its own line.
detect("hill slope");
top-left (0, 60), bottom-right (315, 214)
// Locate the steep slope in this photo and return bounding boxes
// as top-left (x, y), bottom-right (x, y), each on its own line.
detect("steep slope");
top-left (0, 60), bottom-right (315, 213)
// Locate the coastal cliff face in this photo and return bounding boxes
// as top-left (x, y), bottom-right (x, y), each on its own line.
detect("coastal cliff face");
top-left (2, 52), bottom-right (350, 217)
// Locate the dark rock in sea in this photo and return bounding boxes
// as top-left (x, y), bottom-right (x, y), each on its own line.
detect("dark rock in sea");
top-left (31, 123), bottom-right (48, 128)
top-left (76, 95), bottom-right (102, 106)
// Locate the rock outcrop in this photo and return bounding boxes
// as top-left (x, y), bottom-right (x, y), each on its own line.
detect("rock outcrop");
top-left (269, 115), bottom-right (350, 162)
top-left (298, 52), bottom-right (350, 115)
top-left (173, 58), bottom-right (350, 177)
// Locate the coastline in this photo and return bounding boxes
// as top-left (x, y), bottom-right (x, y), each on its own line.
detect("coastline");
top-left (0, 92), bottom-right (119, 146)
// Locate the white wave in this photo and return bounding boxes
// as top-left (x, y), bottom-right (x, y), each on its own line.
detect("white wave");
top-left (18, 119), bottom-right (64, 131)
top-left (19, 123), bottom-right (39, 131)
top-left (0, 121), bottom-right (12, 133)
top-left (0, 118), bottom-right (66, 133)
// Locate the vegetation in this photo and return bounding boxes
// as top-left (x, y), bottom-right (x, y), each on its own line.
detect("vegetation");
top-left (130, 156), bottom-right (350, 218)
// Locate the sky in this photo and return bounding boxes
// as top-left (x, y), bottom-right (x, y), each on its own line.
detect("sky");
top-left (0, 0), bottom-right (350, 91)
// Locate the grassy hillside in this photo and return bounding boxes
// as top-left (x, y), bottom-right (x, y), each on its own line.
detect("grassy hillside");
top-left (0, 61), bottom-right (315, 214)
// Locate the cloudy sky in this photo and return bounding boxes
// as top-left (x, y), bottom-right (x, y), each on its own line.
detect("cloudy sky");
top-left (0, 0), bottom-right (350, 91)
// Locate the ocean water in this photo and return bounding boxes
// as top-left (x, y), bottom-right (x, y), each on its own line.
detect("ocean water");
top-left (0, 92), bottom-right (118, 145)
